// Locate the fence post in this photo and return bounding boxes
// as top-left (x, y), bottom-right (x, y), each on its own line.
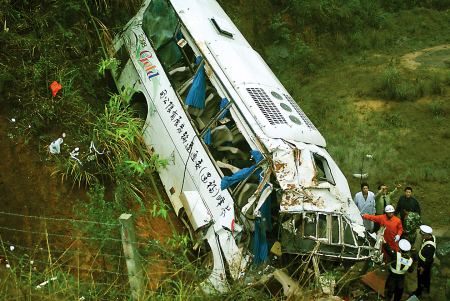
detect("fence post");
top-left (119, 213), bottom-right (144, 300)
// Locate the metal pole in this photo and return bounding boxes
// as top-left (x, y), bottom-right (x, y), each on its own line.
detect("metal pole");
top-left (119, 214), bottom-right (144, 300)
top-left (312, 255), bottom-right (320, 289)
top-left (377, 265), bottom-right (380, 300)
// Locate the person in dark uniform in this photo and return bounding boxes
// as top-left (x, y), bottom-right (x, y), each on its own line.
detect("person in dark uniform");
top-left (412, 225), bottom-right (436, 297)
top-left (384, 239), bottom-right (414, 301)
top-left (394, 186), bottom-right (421, 220)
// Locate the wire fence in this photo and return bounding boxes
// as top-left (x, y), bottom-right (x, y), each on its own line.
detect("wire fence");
top-left (0, 210), bottom-right (196, 300)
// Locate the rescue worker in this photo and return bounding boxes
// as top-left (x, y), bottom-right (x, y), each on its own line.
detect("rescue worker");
top-left (401, 203), bottom-right (421, 248)
top-left (362, 205), bottom-right (403, 252)
top-left (384, 239), bottom-right (414, 301)
top-left (412, 225), bottom-right (436, 297)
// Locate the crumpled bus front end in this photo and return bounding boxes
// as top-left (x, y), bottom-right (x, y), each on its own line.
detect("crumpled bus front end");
top-left (243, 137), bottom-right (383, 262)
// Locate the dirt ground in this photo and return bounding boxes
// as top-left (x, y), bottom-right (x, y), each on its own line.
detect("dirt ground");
top-left (0, 95), bottom-right (184, 290)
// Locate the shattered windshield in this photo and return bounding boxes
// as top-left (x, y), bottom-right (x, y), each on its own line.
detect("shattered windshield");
top-left (142, 0), bottom-right (178, 50)
top-left (312, 153), bottom-right (335, 185)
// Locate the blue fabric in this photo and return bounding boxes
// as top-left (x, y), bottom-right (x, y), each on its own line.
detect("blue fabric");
top-left (176, 28), bottom-right (182, 40)
top-left (254, 217), bottom-right (268, 264)
top-left (203, 129), bottom-right (212, 145)
top-left (251, 150), bottom-right (263, 164)
top-left (220, 150), bottom-right (263, 190)
top-left (220, 165), bottom-right (256, 190)
top-left (185, 56), bottom-right (205, 109)
top-left (260, 188), bottom-right (272, 232)
top-left (220, 149), bottom-right (269, 263)
top-left (219, 98), bottom-right (230, 121)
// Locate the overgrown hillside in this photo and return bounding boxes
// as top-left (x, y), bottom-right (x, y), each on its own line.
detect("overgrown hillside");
top-left (218, 0), bottom-right (450, 228)
top-left (1, 0), bottom-right (450, 299)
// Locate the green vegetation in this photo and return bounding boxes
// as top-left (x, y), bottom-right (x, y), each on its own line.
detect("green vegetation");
top-left (219, 0), bottom-right (450, 223)
top-left (2, 0), bottom-right (450, 299)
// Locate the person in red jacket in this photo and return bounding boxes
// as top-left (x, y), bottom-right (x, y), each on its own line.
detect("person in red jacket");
top-left (362, 205), bottom-right (403, 252)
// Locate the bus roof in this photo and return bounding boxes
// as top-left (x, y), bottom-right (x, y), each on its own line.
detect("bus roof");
top-left (170, 0), bottom-right (326, 147)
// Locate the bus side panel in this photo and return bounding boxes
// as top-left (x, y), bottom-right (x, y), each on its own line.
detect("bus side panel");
top-left (124, 26), bottom-right (235, 231)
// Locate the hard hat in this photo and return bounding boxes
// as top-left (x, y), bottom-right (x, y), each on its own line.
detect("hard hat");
top-left (420, 225), bottom-right (433, 235)
top-left (399, 239), bottom-right (411, 252)
top-left (385, 205), bottom-right (395, 213)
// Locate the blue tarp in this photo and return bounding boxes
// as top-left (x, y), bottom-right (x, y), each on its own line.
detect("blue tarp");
top-left (203, 129), bottom-right (212, 145)
top-left (260, 186), bottom-right (272, 232)
top-left (220, 150), bottom-right (263, 190)
top-left (253, 165), bottom-right (272, 264)
top-left (220, 165), bottom-right (256, 191)
top-left (219, 150), bottom-right (270, 263)
top-left (219, 98), bottom-right (230, 121)
top-left (254, 218), bottom-right (268, 264)
top-left (185, 56), bottom-right (205, 109)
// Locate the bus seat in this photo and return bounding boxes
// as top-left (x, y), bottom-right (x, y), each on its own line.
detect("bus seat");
top-left (196, 93), bottom-right (221, 128)
top-left (216, 160), bottom-right (241, 174)
top-left (178, 77), bottom-right (194, 98)
top-left (232, 133), bottom-right (245, 145)
top-left (237, 183), bottom-right (258, 212)
top-left (217, 146), bottom-right (250, 160)
top-left (211, 125), bottom-right (234, 147)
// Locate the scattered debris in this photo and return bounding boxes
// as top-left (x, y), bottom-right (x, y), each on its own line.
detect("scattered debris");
top-left (353, 173), bottom-right (368, 178)
top-left (361, 271), bottom-right (385, 297)
top-left (273, 269), bottom-right (303, 297)
top-left (70, 147), bottom-right (82, 165)
top-left (319, 274), bottom-right (336, 295)
top-left (270, 241), bottom-right (282, 256)
top-left (11, 118), bottom-right (15, 122)
top-left (89, 141), bottom-right (106, 155)
top-left (36, 277), bottom-right (57, 289)
top-left (51, 81), bottom-right (62, 97)
top-left (49, 138), bottom-right (64, 154)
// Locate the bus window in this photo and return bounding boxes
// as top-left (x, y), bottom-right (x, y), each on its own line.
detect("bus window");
top-left (318, 214), bottom-right (328, 240)
top-left (312, 153), bottom-right (335, 185)
top-left (331, 216), bottom-right (340, 244)
top-left (343, 218), bottom-right (357, 246)
top-left (142, 0), bottom-right (178, 50)
top-left (303, 213), bottom-right (316, 238)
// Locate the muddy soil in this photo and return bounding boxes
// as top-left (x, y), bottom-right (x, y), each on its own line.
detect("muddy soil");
top-left (0, 92), bottom-right (184, 289)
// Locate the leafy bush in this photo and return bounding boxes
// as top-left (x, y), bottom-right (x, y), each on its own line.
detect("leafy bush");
top-left (430, 101), bottom-right (445, 117)
top-left (430, 72), bottom-right (444, 95)
top-left (378, 68), bottom-right (419, 101)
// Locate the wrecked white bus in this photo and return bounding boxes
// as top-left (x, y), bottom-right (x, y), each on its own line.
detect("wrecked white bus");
top-left (109, 0), bottom-right (382, 292)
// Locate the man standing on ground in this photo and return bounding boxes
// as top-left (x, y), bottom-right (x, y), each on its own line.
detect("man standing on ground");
top-left (362, 205), bottom-right (403, 252)
top-left (401, 203), bottom-right (422, 248)
top-left (374, 183), bottom-right (401, 232)
top-left (354, 183), bottom-right (376, 231)
top-left (395, 186), bottom-right (421, 221)
top-left (384, 239), bottom-right (414, 301)
top-left (412, 225), bottom-right (436, 297)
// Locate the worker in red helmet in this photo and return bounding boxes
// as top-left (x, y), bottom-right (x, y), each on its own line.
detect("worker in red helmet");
top-left (362, 205), bottom-right (403, 252)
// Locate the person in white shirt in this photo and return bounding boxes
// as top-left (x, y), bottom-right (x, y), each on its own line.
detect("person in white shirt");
top-left (354, 182), bottom-right (376, 231)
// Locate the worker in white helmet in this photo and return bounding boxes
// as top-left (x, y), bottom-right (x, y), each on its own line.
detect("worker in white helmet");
top-left (384, 239), bottom-right (414, 301)
top-left (362, 205), bottom-right (403, 253)
top-left (412, 225), bottom-right (436, 297)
